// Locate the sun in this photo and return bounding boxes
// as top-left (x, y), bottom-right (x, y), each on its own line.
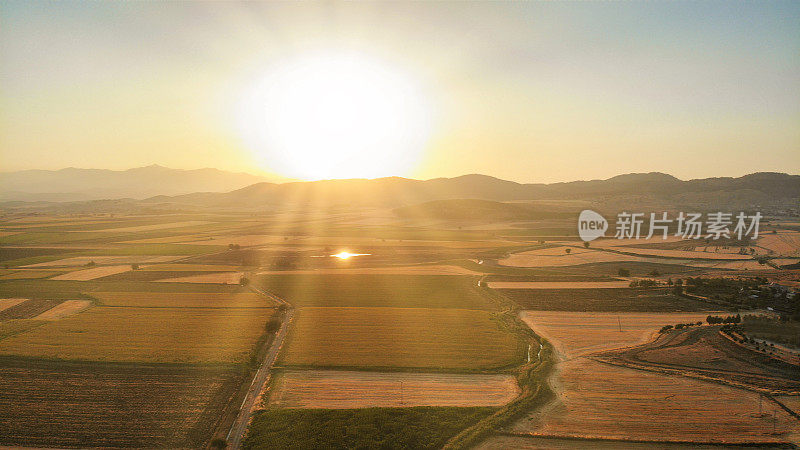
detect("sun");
top-left (236, 51), bottom-right (433, 180)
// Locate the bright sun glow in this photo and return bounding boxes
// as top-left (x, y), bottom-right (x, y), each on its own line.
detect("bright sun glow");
top-left (236, 51), bottom-right (433, 180)
top-left (331, 251), bottom-right (370, 260)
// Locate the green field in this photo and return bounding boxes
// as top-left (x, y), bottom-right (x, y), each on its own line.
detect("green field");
top-left (242, 407), bottom-right (495, 450)
top-left (256, 274), bottom-right (491, 309)
top-left (279, 307), bottom-right (524, 370)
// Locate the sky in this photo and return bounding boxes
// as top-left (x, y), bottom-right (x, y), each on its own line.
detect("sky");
top-left (1, 1), bottom-right (798, 183)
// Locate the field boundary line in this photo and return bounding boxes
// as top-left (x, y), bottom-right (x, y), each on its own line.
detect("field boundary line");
top-left (493, 431), bottom-right (796, 447)
top-left (223, 286), bottom-right (294, 450)
top-left (441, 282), bottom-right (555, 449)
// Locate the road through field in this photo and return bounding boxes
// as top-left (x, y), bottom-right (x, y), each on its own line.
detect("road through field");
top-left (226, 287), bottom-right (294, 450)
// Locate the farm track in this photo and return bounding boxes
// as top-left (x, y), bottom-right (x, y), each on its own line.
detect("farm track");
top-left (226, 286), bottom-right (294, 450)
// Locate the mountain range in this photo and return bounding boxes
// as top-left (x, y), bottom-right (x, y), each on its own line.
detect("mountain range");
top-left (1, 167), bottom-right (798, 213)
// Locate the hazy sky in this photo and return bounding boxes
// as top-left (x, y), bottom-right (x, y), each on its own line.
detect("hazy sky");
top-left (2, 1), bottom-right (798, 182)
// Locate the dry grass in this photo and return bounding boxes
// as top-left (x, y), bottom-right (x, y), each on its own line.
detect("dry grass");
top-left (280, 307), bottom-right (524, 370)
top-left (50, 265), bottom-right (131, 281)
top-left (91, 291), bottom-right (273, 308)
top-left (266, 369), bottom-right (520, 408)
top-left (34, 300), bottom-right (91, 320)
top-left (0, 306), bottom-right (274, 363)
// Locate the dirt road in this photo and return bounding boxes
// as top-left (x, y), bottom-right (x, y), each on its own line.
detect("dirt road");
top-left (226, 287), bottom-right (294, 450)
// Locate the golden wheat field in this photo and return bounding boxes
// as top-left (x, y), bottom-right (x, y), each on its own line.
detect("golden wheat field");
top-left (0, 306), bottom-right (274, 363)
top-left (279, 307), bottom-right (524, 370)
top-left (266, 369), bottom-right (520, 408)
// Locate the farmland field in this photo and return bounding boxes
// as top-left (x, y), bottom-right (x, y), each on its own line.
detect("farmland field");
top-left (0, 298), bottom-right (27, 311)
top-left (24, 255), bottom-right (180, 267)
top-left (499, 247), bottom-right (655, 267)
top-left (34, 299), bottom-right (91, 320)
top-left (255, 274), bottom-right (491, 309)
top-left (0, 306), bottom-right (275, 363)
top-left (0, 298), bottom-right (62, 320)
top-left (519, 311), bottom-right (712, 358)
top-left (0, 269), bottom-right (67, 280)
top-left (507, 310), bottom-right (800, 445)
top-left (1, 209), bottom-right (797, 448)
top-left (279, 307), bottom-right (524, 370)
top-left (500, 287), bottom-right (712, 312)
top-left (0, 356), bottom-right (242, 448)
top-left (242, 407), bottom-right (495, 450)
top-left (486, 281), bottom-right (630, 289)
top-left (596, 325), bottom-right (800, 393)
top-left (256, 264), bottom-right (483, 275)
top-left (156, 271), bottom-right (245, 284)
top-left (90, 291), bottom-right (275, 308)
top-left (50, 264), bottom-right (132, 280)
top-left (266, 369), bottom-right (520, 408)
top-left (506, 358), bottom-right (799, 444)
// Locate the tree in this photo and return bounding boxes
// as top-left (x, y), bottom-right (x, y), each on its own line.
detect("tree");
top-left (239, 276), bottom-right (250, 286)
top-left (565, 248), bottom-right (572, 254)
top-left (265, 318), bottom-right (281, 333)
top-left (618, 268), bottom-right (630, 277)
top-left (649, 269), bottom-right (661, 277)
top-left (583, 241), bottom-right (590, 248)
top-left (130, 263), bottom-right (139, 270)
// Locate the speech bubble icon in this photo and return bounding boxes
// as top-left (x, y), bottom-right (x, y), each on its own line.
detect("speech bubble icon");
top-left (578, 209), bottom-right (608, 242)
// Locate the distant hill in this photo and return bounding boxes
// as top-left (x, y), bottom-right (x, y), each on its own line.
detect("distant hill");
top-left (2, 170), bottom-right (798, 213)
top-left (141, 171), bottom-right (800, 210)
top-left (0, 165), bottom-right (288, 201)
